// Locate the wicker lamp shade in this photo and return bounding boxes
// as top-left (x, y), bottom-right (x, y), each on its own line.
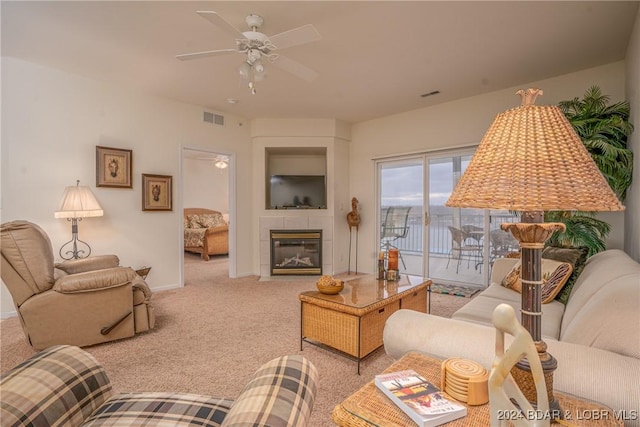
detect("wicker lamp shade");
top-left (446, 88), bottom-right (624, 212)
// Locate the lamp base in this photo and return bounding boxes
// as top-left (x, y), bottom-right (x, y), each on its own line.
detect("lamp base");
top-left (510, 343), bottom-right (562, 420)
top-left (59, 218), bottom-right (92, 260)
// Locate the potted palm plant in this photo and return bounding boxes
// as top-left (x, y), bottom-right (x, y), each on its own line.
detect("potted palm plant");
top-left (546, 86), bottom-right (634, 255)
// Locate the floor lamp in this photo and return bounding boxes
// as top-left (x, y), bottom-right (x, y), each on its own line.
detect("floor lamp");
top-left (446, 88), bottom-right (624, 414)
top-left (55, 180), bottom-right (104, 260)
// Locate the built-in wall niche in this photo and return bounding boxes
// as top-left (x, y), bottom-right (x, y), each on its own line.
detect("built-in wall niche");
top-left (265, 147), bottom-right (327, 210)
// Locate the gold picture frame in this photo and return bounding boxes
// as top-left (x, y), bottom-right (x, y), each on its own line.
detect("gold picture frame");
top-left (142, 174), bottom-right (172, 211)
top-left (96, 146), bottom-right (132, 188)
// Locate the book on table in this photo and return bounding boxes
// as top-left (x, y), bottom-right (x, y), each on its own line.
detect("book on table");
top-left (375, 369), bottom-right (467, 427)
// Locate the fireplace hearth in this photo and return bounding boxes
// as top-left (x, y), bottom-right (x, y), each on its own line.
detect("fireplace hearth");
top-left (270, 230), bottom-right (322, 275)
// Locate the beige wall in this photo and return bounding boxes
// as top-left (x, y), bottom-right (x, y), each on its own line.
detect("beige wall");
top-left (625, 8), bottom-right (640, 262)
top-left (349, 61), bottom-right (628, 274)
top-left (1, 57), bottom-right (252, 316)
top-left (183, 156), bottom-right (229, 214)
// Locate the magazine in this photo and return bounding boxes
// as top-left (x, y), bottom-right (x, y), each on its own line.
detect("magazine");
top-left (375, 370), bottom-right (467, 427)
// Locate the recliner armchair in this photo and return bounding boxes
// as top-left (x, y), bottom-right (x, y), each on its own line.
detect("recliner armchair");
top-left (1, 220), bottom-right (155, 350)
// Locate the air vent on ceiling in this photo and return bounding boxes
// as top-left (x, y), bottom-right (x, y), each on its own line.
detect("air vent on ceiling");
top-left (203, 112), bottom-right (224, 126)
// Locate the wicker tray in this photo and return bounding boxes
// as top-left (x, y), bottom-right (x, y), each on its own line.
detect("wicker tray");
top-left (332, 352), bottom-right (623, 427)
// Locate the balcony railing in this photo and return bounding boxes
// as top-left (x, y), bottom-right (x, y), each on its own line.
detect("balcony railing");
top-left (381, 207), bottom-right (518, 255)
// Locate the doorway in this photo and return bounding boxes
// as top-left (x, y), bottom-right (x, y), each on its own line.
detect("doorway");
top-left (180, 147), bottom-right (236, 284)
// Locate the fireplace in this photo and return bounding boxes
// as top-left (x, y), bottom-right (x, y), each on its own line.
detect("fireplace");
top-left (270, 230), bottom-right (322, 275)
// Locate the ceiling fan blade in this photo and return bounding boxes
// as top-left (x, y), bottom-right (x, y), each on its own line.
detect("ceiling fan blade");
top-left (272, 55), bottom-right (319, 82)
top-left (269, 24), bottom-right (321, 50)
top-left (196, 11), bottom-right (244, 38)
top-left (176, 49), bottom-right (238, 61)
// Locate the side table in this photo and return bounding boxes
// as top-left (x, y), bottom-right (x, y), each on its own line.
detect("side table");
top-left (135, 266), bottom-right (151, 279)
top-left (332, 351), bottom-right (623, 426)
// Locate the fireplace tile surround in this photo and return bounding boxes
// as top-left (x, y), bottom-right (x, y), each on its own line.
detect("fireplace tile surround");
top-left (259, 215), bottom-right (333, 278)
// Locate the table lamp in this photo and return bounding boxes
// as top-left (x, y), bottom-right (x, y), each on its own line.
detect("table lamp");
top-left (55, 180), bottom-right (104, 260)
top-left (446, 88), bottom-right (624, 413)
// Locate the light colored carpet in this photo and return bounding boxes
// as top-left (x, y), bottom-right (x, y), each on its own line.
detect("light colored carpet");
top-left (0, 253), bottom-right (473, 426)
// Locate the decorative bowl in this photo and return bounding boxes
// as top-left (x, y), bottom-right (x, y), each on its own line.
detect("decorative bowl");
top-left (316, 275), bottom-right (344, 294)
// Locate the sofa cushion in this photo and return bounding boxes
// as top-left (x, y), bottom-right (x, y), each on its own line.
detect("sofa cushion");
top-left (560, 275), bottom-right (640, 359)
top-left (501, 259), bottom-right (573, 303)
top-left (83, 393), bottom-right (234, 427)
top-left (542, 246), bottom-right (589, 304)
top-left (559, 250), bottom-right (640, 358)
top-left (452, 290), bottom-right (565, 340)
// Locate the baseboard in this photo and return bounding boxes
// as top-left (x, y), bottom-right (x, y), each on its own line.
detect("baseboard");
top-left (1, 310), bottom-right (18, 320)
top-left (151, 283), bottom-right (183, 292)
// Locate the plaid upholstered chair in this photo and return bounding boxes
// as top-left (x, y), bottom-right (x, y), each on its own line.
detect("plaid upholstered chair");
top-left (1, 345), bottom-right (318, 427)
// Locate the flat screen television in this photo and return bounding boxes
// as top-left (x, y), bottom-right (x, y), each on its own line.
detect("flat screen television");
top-left (269, 175), bottom-right (326, 209)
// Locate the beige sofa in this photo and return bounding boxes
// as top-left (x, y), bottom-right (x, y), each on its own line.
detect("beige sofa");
top-left (1, 220), bottom-right (155, 350)
top-left (384, 249), bottom-right (640, 425)
top-left (184, 208), bottom-right (229, 260)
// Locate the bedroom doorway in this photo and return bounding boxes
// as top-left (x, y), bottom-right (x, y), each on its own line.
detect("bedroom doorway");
top-left (180, 147), bottom-right (236, 285)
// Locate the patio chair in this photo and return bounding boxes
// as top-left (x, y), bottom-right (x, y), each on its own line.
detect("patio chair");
top-left (446, 225), bottom-right (483, 273)
top-left (380, 206), bottom-right (412, 269)
top-left (489, 229), bottom-right (519, 262)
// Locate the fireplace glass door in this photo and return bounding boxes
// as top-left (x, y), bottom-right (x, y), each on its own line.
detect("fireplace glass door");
top-left (270, 230), bottom-right (322, 275)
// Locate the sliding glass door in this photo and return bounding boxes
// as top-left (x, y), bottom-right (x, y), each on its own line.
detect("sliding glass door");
top-left (377, 149), bottom-right (518, 287)
top-left (427, 153), bottom-right (485, 286)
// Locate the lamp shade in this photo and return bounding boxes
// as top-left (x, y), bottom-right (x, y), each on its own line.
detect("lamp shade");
top-left (446, 89), bottom-right (624, 212)
top-left (55, 182), bottom-right (104, 219)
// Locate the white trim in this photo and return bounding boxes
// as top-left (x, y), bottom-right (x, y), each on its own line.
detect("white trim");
top-left (1, 310), bottom-right (18, 320)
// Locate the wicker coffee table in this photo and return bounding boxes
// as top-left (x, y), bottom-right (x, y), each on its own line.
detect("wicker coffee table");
top-left (299, 275), bottom-right (431, 374)
top-left (332, 351), bottom-right (623, 426)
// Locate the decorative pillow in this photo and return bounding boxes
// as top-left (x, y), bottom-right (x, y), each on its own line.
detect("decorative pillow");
top-left (184, 228), bottom-right (206, 247)
top-left (186, 213), bottom-right (227, 229)
top-left (186, 214), bottom-right (202, 229)
top-left (501, 259), bottom-right (573, 303)
top-left (542, 246), bottom-right (589, 304)
top-left (196, 213), bottom-right (226, 228)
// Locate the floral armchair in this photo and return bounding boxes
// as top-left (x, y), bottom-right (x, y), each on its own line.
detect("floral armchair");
top-left (184, 208), bottom-right (229, 260)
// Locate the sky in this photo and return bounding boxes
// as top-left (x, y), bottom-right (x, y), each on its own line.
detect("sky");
top-left (381, 160), bottom-right (458, 207)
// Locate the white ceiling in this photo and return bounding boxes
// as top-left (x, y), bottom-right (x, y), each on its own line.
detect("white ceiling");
top-left (2, 1), bottom-right (638, 123)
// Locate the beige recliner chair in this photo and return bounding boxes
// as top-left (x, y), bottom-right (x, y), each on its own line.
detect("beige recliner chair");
top-left (1, 220), bottom-right (155, 350)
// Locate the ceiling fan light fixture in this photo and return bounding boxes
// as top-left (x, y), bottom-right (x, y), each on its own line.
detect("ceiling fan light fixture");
top-left (247, 48), bottom-right (261, 63)
top-left (253, 60), bottom-right (265, 74)
top-left (238, 61), bottom-right (251, 79)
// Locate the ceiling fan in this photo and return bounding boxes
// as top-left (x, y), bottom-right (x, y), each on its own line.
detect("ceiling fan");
top-left (177, 11), bottom-right (321, 94)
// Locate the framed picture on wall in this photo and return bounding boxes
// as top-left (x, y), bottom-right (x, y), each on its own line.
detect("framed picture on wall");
top-left (142, 174), bottom-right (172, 211)
top-left (96, 146), bottom-right (132, 188)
